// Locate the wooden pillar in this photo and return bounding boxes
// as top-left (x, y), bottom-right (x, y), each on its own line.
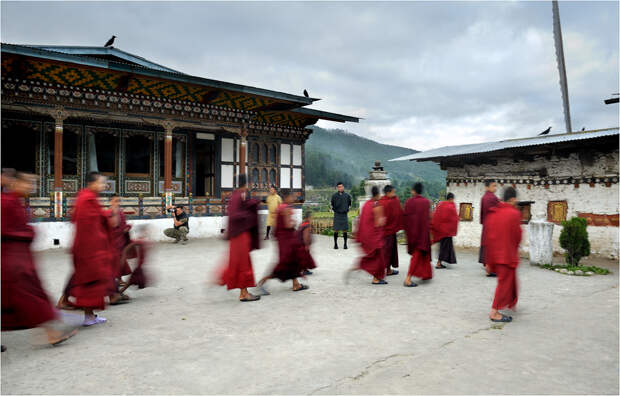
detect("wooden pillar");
top-left (239, 123), bottom-right (247, 179)
top-left (52, 107), bottom-right (68, 218)
top-left (163, 121), bottom-right (175, 210)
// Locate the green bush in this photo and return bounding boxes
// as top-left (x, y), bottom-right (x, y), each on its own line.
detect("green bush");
top-left (559, 217), bottom-right (591, 266)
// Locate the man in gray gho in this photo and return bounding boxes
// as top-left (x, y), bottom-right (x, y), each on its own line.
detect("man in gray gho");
top-left (330, 182), bottom-right (352, 249)
top-left (164, 205), bottom-right (189, 244)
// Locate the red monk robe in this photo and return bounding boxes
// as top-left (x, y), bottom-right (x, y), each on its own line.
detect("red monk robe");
top-left (404, 195), bottom-right (432, 280)
top-left (296, 221), bottom-right (317, 272)
top-left (110, 209), bottom-right (132, 278)
top-left (1, 192), bottom-right (56, 330)
top-left (380, 195), bottom-right (403, 272)
top-left (484, 202), bottom-right (522, 310)
top-left (271, 203), bottom-right (304, 281)
top-left (356, 199), bottom-right (385, 280)
top-left (479, 191), bottom-right (500, 264)
top-left (218, 189), bottom-right (260, 290)
top-left (66, 188), bottom-right (114, 309)
top-left (431, 200), bottom-right (459, 264)
top-left (119, 239), bottom-right (152, 291)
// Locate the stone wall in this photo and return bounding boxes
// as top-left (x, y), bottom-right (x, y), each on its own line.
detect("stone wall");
top-left (445, 150), bottom-right (619, 259)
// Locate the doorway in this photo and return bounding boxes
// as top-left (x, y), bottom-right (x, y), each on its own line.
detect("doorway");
top-left (195, 139), bottom-right (216, 197)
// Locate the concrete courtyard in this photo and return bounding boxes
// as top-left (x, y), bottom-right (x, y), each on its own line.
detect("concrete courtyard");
top-left (1, 235), bottom-right (618, 395)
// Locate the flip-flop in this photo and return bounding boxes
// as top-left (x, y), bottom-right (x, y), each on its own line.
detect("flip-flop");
top-left (435, 264), bottom-right (447, 269)
top-left (50, 328), bottom-right (78, 346)
top-left (240, 294), bottom-right (261, 302)
top-left (293, 284), bottom-right (309, 292)
top-left (303, 270), bottom-right (313, 276)
top-left (110, 298), bottom-right (131, 305)
top-left (83, 315), bottom-right (107, 327)
top-left (372, 279), bottom-right (388, 285)
top-left (387, 270), bottom-right (399, 276)
top-left (486, 273), bottom-right (497, 277)
top-left (490, 314), bottom-right (512, 323)
top-left (403, 281), bottom-right (418, 287)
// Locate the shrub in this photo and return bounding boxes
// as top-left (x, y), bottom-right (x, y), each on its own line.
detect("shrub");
top-left (559, 217), bottom-right (590, 266)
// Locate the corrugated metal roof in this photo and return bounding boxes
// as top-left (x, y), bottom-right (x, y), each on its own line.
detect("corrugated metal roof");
top-left (390, 127), bottom-right (619, 162)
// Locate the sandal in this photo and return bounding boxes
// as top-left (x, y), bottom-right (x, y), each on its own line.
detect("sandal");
top-left (372, 279), bottom-right (388, 285)
top-left (83, 315), bottom-right (107, 327)
top-left (486, 272), bottom-right (497, 277)
top-left (50, 328), bottom-right (79, 346)
top-left (240, 294), bottom-right (261, 302)
top-left (255, 286), bottom-right (270, 296)
top-left (387, 270), bottom-right (399, 276)
top-left (293, 284), bottom-right (309, 292)
top-left (435, 264), bottom-right (447, 269)
top-left (403, 281), bottom-right (418, 287)
top-left (490, 314), bottom-right (512, 323)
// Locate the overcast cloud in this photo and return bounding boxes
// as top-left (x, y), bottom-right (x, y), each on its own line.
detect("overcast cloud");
top-left (2, 1), bottom-right (618, 150)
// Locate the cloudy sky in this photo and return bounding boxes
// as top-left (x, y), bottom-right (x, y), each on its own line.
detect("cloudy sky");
top-left (2, 1), bottom-right (618, 151)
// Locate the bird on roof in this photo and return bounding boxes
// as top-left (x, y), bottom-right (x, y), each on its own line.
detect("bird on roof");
top-left (104, 35), bottom-right (116, 48)
top-left (581, 127), bottom-right (586, 131)
top-left (303, 89), bottom-right (309, 98)
top-left (539, 126), bottom-right (551, 136)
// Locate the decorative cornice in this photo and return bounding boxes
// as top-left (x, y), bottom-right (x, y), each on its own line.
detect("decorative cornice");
top-left (446, 176), bottom-right (619, 186)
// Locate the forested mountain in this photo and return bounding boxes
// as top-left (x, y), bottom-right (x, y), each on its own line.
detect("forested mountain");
top-left (305, 126), bottom-right (446, 198)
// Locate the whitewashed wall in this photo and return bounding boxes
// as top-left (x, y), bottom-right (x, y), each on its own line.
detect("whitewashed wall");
top-left (30, 208), bottom-right (303, 252)
top-left (446, 149), bottom-right (619, 259)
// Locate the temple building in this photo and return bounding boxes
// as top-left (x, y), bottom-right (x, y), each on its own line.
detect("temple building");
top-left (392, 128), bottom-right (619, 258)
top-left (1, 43), bottom-right (358, 249)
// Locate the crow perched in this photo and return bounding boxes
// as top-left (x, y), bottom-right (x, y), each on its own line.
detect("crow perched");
top-left (581, 127), bottom-right (586, 131)
top-left (539, 126), bottom-right (551, 136)
top-left (104, 35), bottom-right (116, 48)
top-left (303, 89), bottom-right (309, 98)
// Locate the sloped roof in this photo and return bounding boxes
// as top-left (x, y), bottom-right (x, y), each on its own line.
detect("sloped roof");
top-left (390, 127), bottom-right (619, 162)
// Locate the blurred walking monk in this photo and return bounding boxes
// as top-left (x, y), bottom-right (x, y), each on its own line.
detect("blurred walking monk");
top-left (217, 174), bottom-right (261, 302)
top-left (403, 183), bottom-right (432, 287)
top-left (348, 186), bottom-right (386, 284)
top-left (265, 185), bottom-right (281, 240)
top-left (484, 187), bottom-right (522, 322)
top-left (65, 171), bottom-right (113, 325)
top-left (431, 192), bottom-right (459, 269)
top-left (480, 180), bottom-right (500, 277)
top-left (380, 185), bottom-right (403, 276)
top-left (2, 172), bottom-right (78, 346)
top-left (331, 182), bottom-right (352, 249)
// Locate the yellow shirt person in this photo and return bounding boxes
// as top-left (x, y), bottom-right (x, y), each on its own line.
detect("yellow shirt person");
top-left (265, 186), bottom-right (282, 239)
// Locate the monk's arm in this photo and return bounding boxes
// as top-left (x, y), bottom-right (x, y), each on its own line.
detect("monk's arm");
top-left (303, 227), bottom-right (311, 248)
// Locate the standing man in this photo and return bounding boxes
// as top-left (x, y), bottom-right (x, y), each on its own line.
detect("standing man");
top-left (348, 186), bottom-right (387, 285)
top-left (403, 183), bottom-right (432, 287)
top-left (217, 174), bottom-right (261, 302)
top-left (2, 172), bottom-right (78, 346)
top-left (65, 171), bottom-right (113, 326)
top-left (163, 205), bottom-right (189, 244)
top-left (431, 192), bottom-right (459, 269)
top-left (485, 187), bottom-right (522, 323)
top-left (380, 185), bottom-right (403, 276)
top-left (265, 185), bottom-right (282, 240)
top-left (330, 182), bottom-right (352, 249)
top-left (480, 180), bottom-right (500, 277)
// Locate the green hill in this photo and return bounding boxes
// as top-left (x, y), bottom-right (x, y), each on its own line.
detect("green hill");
top-left (305, 126), bottom-right (446, 198)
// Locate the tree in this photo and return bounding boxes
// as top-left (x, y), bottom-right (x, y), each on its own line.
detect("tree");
top-left (559, 217), bottom-right (590, 266)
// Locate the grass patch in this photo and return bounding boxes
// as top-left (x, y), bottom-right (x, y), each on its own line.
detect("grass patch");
top-left (539, 264), bottom-right (611, 275)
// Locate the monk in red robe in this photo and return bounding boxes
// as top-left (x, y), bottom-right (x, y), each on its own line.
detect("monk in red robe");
top-left (119, 225), bottom-right (152, 294)
top-left (257, 191), bottom-right (309, 293)
top-left (431, 192), bottom-right (459, 269)
top-left (108, 194), bottom-right (132, 302)
top-left (217, 174), bottom-right (261, 302)
top-left (380, 185), bottom-right (403, 276)
top-left (480, 180), bottom-right (500, 276)
top-left (297, 210), bottom-right (317, 276)
top-left (484, 187), bottom-right (522, 322)
top-left (347, 186), bottom-right (387, 284)
top-left (403, 183), bottom-right (432, 287)
top-left (2, 172), bottom-right (78, 346)
top-left (65, 171), bottom-right (114, 325)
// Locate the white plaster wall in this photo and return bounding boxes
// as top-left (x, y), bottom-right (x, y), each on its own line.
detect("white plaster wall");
top-left (31, 209), bottom-right (303, 252)
top-left (447, 157), bottom-right (620, 259)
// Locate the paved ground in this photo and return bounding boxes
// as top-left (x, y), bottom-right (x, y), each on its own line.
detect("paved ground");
top-left (2, 235), bottom-right (618, 395)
